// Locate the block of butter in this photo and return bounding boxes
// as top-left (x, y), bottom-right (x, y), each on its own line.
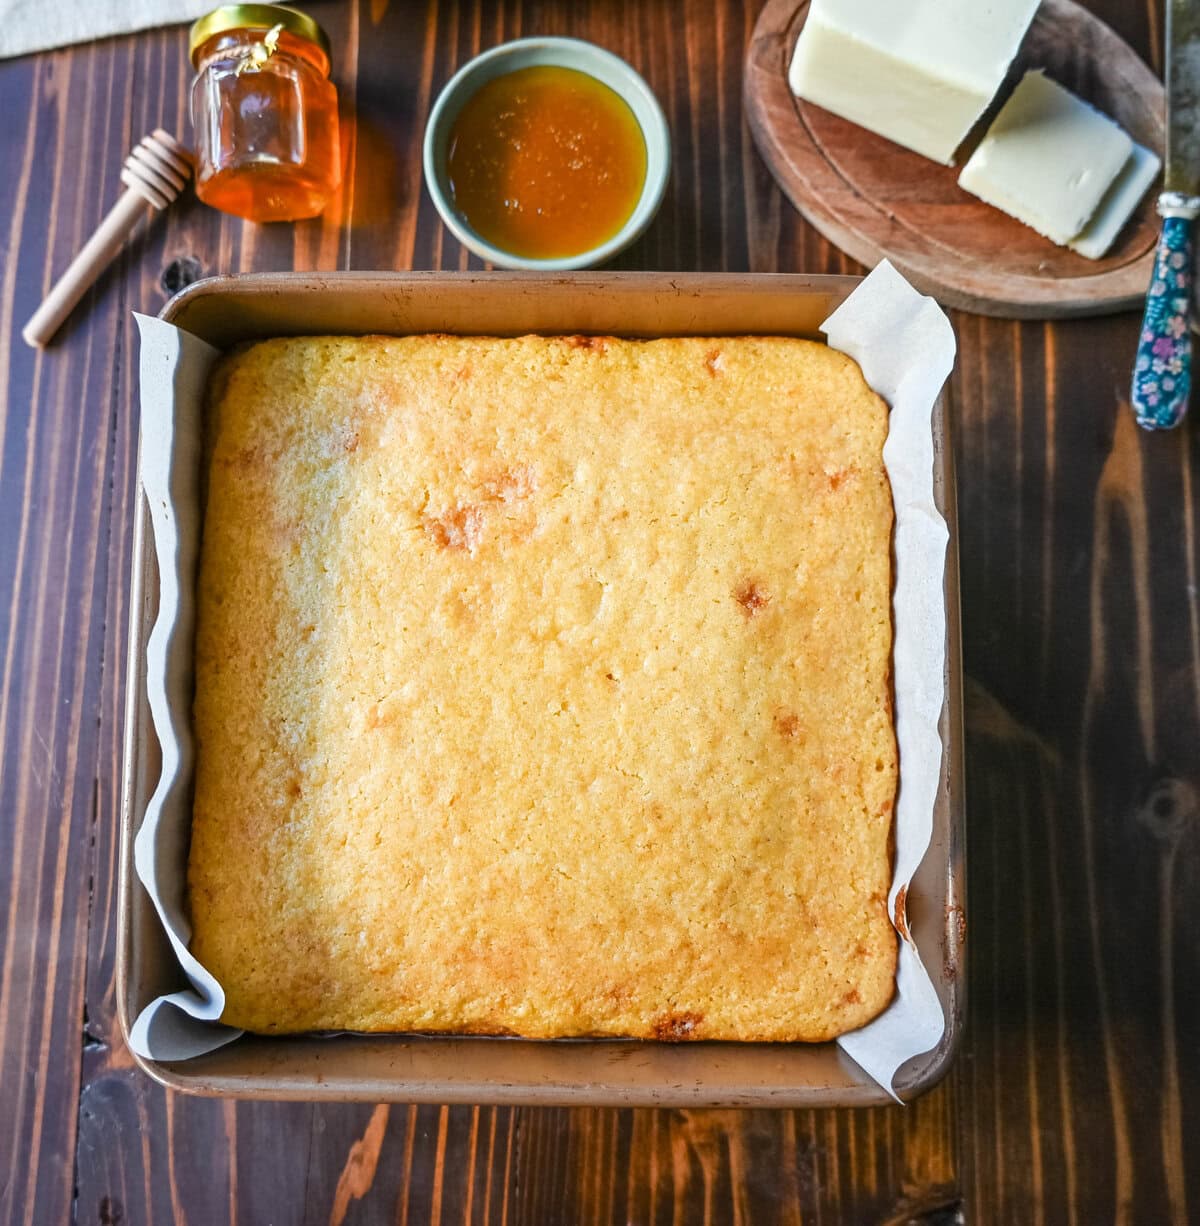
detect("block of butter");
top-left (958, 71), bottom-right (1157, 256)
top-left (788, 0), bottom-right (1041, 165)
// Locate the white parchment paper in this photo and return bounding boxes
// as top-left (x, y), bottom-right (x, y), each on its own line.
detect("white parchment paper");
top-left (128, 263), bottom-right (956, 1094)
top-left (129, 314), bottom-right (239, 1061)
top-left (824, 261), bottom-right (955, 1097)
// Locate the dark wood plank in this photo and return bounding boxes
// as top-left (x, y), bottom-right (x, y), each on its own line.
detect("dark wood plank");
top-left (0, 0), bottom-right (1197, 1223)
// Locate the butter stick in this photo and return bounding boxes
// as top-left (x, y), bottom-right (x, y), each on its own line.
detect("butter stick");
top-left (958, 71), bottom-right (1147, 255)
top-left (788, 0), bottom-right (1040, 166)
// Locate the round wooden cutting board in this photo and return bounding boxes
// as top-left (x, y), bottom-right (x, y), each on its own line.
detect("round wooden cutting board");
top-left (744, 0), bottom-right (1165, 318)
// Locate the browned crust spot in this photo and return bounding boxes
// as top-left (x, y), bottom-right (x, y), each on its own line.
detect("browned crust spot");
top-left (652, 1010), bottom-right (704, 1041)
top-left (484, 464), bottom-right (537, 502)
top-left (424, 504), bottom-right (485, 553)
top-left (773, 710), bottom-right (803, 741)
top-left (422, 467), bottom-right (538, 555)
top-left (734, 579), bottom-right (770, 616)
top-left (563, 335), bottom-right (610, 353)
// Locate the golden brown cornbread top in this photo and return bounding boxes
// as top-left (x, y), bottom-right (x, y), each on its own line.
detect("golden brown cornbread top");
top-left (187, 333), bottom-right (898, 1040)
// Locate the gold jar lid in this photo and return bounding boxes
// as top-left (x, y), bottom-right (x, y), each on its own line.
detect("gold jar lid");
top-left (188, 4), bottom-right (331, 66)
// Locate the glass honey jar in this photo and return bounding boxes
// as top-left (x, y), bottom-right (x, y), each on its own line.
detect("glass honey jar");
top-left (188, 4), bottom-right (341, 222)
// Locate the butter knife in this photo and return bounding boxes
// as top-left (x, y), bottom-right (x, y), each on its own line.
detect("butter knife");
top-left (1131, 0), bottom-right (1200, 430)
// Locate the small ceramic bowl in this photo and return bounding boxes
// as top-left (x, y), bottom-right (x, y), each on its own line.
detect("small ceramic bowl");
top-left (423, 37), bottom-right (671, 271)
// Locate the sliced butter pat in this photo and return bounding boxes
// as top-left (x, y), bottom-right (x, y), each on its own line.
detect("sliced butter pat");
top-left (788, 0), bottom-right (1040, 166)
top-left (1068, 142), bottom-right (1161, 259)
top-left (958, 71), bottom-right (1134, 246)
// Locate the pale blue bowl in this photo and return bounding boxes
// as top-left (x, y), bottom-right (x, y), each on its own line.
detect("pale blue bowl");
top-left (423, 37), bottom-right (671, 271)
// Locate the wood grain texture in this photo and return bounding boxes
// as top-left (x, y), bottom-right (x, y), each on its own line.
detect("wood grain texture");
top-left (744, 0), bottom-right (1165, 318)
top-left (0, 0), bottom-right (1196, 1223)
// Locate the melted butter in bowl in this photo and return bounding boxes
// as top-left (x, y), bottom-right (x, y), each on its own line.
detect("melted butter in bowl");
top-left (425, 39), bottom-right (670, 270)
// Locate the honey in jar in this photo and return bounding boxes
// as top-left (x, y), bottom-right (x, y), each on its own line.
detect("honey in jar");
top-left (189, 4), bottom-right (341, 222)
top-left (447, 65), bottom-right (648, 260)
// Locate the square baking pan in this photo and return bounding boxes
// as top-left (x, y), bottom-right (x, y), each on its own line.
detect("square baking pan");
top-left (117, 272), bottom-right (965, 1106)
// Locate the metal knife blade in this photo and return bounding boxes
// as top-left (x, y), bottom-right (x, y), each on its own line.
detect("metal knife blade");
top-left (1166, 0), bottom-right (1200, 195)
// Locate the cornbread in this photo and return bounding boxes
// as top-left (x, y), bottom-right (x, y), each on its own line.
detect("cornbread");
top-left (188, 334), bottom-right (898, 1041)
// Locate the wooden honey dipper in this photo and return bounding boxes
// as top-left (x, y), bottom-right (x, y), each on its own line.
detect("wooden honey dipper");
top-left (23, 129), bottom-right (193, 348)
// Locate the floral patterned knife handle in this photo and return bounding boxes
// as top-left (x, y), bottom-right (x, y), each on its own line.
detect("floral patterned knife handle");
top-left (1131, 191), bottom-right (1200, 430)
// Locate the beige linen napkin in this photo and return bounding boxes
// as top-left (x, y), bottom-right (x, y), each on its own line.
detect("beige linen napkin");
top-left (0, 0), bottom-right (213, 59)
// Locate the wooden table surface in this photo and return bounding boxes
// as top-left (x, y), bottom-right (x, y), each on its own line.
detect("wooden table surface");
top-left (1, 1), bottom-right (1196, 1222)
